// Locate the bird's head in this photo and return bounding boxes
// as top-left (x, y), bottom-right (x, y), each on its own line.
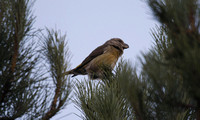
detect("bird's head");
top-left (105, 38), bottom-right (129, 51)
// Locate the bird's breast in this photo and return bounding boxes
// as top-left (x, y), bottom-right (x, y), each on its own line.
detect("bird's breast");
top-left (86, 47), bottom-right (122, 72)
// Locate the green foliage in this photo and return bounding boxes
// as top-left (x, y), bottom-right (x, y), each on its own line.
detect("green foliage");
top-left (40, 28), bottom-right (72, 120)
top-left (116, 62), bottom-right (150, 120)
top-left (74, 63), bottom-right (134, 120)
top-left (147, 0), bottom-right (200, 115)
top-left (0, 0), bottom-right (72, 119)
top-left (0, 0), bottom-right (42, 119)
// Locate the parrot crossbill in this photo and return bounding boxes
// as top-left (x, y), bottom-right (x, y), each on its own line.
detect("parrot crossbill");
top-left (66, 38), bottom-right (129, 79)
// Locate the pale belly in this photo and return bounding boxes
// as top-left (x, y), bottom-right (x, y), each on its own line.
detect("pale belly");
top-left (85, 53), bottom-right (118, 74)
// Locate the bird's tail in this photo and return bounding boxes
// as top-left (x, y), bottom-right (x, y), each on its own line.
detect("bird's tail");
top-left (65, 69), bottom-right (73, 75)
top-left (65, 69), bottom-right (77, 77)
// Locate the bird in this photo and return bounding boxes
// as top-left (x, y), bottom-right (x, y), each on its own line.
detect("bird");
top-left (66, 38), bottom-right (129, 79)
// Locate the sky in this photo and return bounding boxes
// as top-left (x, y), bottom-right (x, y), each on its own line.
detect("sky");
top-left (33, 0), bottom-right (157, 119)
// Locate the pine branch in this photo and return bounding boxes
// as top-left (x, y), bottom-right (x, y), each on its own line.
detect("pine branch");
top-left (42, 83), bottom-right (61, 120)
top-left (74, 61), bottom-right (134, 120)
top-left (0, 0), bottom-right (21, 105)
top-left (0, 0), bottom-right (48, 119)
top-left (41, 28), bottom-right (72, 120)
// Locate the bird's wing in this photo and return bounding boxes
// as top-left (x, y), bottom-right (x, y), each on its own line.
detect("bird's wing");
top-left (75, 44), bottom-right (108, 70)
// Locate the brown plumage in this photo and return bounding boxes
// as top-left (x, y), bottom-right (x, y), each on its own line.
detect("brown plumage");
top-left (66, 38), bottom-right (129, 79)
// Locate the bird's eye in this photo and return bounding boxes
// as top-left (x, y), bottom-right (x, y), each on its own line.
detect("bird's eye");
top-left (118, 40), bottom-right (123, 43)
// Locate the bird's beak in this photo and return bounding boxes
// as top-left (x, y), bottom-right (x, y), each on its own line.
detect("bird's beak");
top-left (123, 43), bottom-right (129, 49)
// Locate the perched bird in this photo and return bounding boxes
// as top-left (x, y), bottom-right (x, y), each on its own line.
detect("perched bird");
top-left (66, 38), bottom-right (129, 79)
